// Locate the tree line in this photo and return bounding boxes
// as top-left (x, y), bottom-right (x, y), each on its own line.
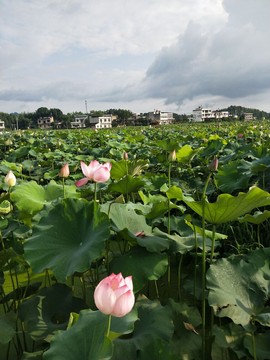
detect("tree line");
top-left (1, 105), bottom-right (269, 130)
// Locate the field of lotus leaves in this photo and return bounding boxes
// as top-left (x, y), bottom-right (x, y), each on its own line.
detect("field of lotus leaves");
top-left (0, 121), bottom-right (270, 359)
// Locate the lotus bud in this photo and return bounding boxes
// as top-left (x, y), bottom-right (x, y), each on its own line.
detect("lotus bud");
top-left (168, 150), bottom-right (177, 162)
top-left (4, 171), bottom-right (16, 187)
top-left (123, 151), bottom-right (129, 160)
top-left (209, 156), bottom-right (219, 172)
top-left (94, 273), bottom-right (135, 318)
top-left (59, 163), bottom-right (70, 178)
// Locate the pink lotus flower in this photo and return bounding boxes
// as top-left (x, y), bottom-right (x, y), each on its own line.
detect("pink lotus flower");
top-left (75, 160), bottom-right (112, 186)
top-left (94, 273), bottom-right (135, 317)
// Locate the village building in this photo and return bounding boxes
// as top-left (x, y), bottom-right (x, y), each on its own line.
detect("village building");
top-left (89, 114), bottom-right (114, 129)
top-left (0, 120), bottom-right (5, 131)
top-left (71, 115), bottom-right (87, 129)
top-left (37, 116), bottom-right (54, 129)
top-left (244, 112), bottom-right (254, 121)
top-left (191, 106), bottom-right (229, 122)
top-left (147, 110), bottom-right (174, 125)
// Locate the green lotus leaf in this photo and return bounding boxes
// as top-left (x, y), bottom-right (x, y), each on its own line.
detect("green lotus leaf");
top-left (184, 186), bottom-right (270, 224)
top-left (106, 203), bottom-right (152, 235)
top-left (244, 332), bottom-right (270, 360)
top-left (109, 175), bottom-right (146, 195)
top-left (175, 144), bottom-right (196, 163)
top-left (139, 191), bottom-right (185, 219)
top-left (43, 310), bottom-right (113, 360)
top-left (18, 284), bottom-right (86, 340)
top-left (211, 323), bottom-right (247, 359)
top-left (109, 247), bottom-right (168, 292)
top-left (238, 210), bottom-right (270, 224)
top-left (215, 160), bottom-right (251, 193)
top-left (24, 198), bottom-right (110, 281)
top-left (112, 298), bottom-right (174, 359)
top-left (0, 200), bottom-right (12, 214)
top-left (11, 180), bottom-right (79, 219)
top-left (110, 159), bottom-right (148, 180)
top-left (0, 311), bottom-right (16, 344)
top-left (166, 299), bottom-right (202, 360)
top-left (207, 248), bottom-right (270, 329)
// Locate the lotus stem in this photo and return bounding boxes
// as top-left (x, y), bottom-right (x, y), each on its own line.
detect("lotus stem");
top-left (201, 172), bottom-right (212, 360)
top-left (177, 254), bottom-right (183, 301)
top-left (106, 314), bottom-right (112, 338)
top-left (252, 331), bottom-right (257, 360)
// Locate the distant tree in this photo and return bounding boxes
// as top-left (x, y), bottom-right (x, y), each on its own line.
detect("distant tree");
top-left (35, 107), bottom-right (51, 118)
top-left (90, 110), bottom-right (104, 117)
top-left (173, 113), bottom-right (189, 122)
top-left (18, 114), bottom-right (31, 129)
top-left (0, 112), bottom-right (14, 129)
top-left (106, 109), bottom-right (133, 123)
top-left (49, 108), bottom-right (63, 121)
top-left (224, 105), bottom-right (270, 120)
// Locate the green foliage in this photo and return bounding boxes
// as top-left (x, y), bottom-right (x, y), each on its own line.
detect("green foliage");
top-left (1, 121), bottom-right (270, 359)
top-left (24, 199), bottom-right (110, 281)
top-left (207, 248), bottom-right (270, 329)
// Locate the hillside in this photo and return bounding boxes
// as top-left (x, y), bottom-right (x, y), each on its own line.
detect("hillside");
top-left (222, 105), bottom-right (270, 119)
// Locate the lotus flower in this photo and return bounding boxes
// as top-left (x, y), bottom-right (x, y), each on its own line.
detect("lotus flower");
top-left (75, 160), bottom-right (112, 186)
top-left (5, 171), bottom-right (16, 187)
top-left (94, 273), bottom-right (135, 317)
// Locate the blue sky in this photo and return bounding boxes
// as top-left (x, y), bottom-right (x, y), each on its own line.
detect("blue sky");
top-left (1, 0), bottom-right (270, 115)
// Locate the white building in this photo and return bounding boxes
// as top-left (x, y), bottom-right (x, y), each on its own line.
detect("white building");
top-left (0, 120), bottom-right (5, 131)
top-left (37, 116), bottom-right (54, 129)
top-left (244, 113), bottom-right (254, 121)
top-left (213, 110), bottom-right (230, 119)
top-left (71, 115), bottom-right (87, 129)
top-left (148, 110), bottom-right (174, 125)
top-left (89, 114), bottom-right (113, 129)
top-left (191, 106), bottom-right (229, 122)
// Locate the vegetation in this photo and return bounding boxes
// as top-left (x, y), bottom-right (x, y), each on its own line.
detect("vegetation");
top-left (1, 105), bottom-right (270, 130)
top-left (0, 121), bottom-right (270, 359)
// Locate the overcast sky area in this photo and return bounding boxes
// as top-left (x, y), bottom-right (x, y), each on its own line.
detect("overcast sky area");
top-left (1, 0), bottom-right (270, 115)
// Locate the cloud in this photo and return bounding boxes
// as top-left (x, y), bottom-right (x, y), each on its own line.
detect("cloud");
top-left (133, 0), bottom-right (270, 109)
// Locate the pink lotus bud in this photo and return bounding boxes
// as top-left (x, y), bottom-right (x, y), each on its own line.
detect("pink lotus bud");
top-left (59, 163), bottom-right (70, 178)
top-left (209, 156), bottom-right (219, 171)
top-left (94, 273), bottom-right (135, 317)
top-left (135, 231), bottom-right (145, 237)
top-left (123, 152), bottom-right (129, 160)
top-left (168, 150), bottom-right (176, 162)
top-left (5, 171), bottom-right (16, 187)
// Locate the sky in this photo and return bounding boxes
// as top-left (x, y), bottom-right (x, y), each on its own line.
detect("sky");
top-left (1, 0), bottom-right (270, 115)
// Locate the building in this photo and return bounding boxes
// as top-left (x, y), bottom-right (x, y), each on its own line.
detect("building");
top-left (37, 116), bottom-right (54, 129)
top-left (147, 110), bottom-right (174, 125)
top-left (244, 113), bottom-right (254, 121)
top-left (71, 115), bottom-right (87, 129)
top-left (0, 120), bottom-right (5, 131)
top-left (89, 114), bottom-right (113, 129)
top-left (191, 106), bottom-right (229, 122)
top-left (213, 110), bottom-right (230, 119)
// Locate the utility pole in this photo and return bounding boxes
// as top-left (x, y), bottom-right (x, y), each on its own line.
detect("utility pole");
top-left (85, 100), bottom-right (88, 114)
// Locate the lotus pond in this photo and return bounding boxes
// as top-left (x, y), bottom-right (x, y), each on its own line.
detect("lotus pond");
top-left (0, 121), bottom-right (270, 359)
